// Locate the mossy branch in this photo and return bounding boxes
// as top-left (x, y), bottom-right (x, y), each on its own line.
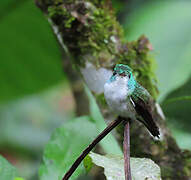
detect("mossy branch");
top-left (35, 0), bottom-right (191, 179)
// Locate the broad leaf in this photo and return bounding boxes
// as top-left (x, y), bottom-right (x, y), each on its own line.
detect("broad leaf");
top-left (162, 77), bottom-right (191, 132)
top-left (89, 152), bottom-right (161, 180)
top-left (0, 155), bottom-right (17, 180)
top-left (0, 85), bottom-right (67, 152)
top-left (39, 116), bottom-right (98, 180)
top-left (168, 122), bottom-right (191, 150)
top-left (161, 78), bottom-right (191, 149)
top-left (0, 0), bottom-right (63, 103)
top-left (0, 85), bottom-right (69, 179)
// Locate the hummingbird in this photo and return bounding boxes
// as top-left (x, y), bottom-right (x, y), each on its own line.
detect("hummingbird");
top-left (104, 64), bottom-right (160, 138)
top-left (63, 64), bottom-right (160, 180)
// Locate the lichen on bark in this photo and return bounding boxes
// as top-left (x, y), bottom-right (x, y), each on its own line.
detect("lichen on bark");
top-left (35, 0), bottom-right (191, 179)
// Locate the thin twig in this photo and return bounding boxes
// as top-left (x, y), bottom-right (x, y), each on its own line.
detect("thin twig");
top-left (62, 116), bottom-right (123, 180)
top-left (123, 120), bottom-right (132, 180)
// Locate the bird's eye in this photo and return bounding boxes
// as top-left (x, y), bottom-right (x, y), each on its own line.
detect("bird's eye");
top-left (113, 72), bottom-right (117, 76)
top-left (128, 74), bottom-right (131, 79)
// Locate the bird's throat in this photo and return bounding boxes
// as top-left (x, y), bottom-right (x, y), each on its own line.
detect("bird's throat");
top-left (104, 76), bottom-right (136, 118)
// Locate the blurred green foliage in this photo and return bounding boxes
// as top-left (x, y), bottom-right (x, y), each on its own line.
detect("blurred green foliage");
top-left (0, 155), bottom-right (17, 179)
top-left (0, 0), bottom-right (191, 179)
top-left (0, 85), bottom-right (68, 152)
top-left (0, 85), bottom-right (71, 179)
top-left (39, 116), bottom-right (97, 180)
top-left (0, 0), bottom-right (63, 103)
top-left (124, 1), bottom-right (191, 101)
top-left (162, 78), bottom-right (191, 132)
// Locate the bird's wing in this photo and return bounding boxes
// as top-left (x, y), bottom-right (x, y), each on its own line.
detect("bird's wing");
top-left (130, 83), bottom-right (160, 138)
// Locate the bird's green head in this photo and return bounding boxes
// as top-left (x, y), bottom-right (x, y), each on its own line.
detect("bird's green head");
top-left (113, 64), bottom-right (132, 78)
top-left (108, 64), bottom-right (136, 93)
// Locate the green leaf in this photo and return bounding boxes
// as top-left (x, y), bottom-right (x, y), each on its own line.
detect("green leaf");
top-left (83, 155), bottom-right (93, 173)
top-left (14, 177), bottom-right (25, 180)
top-left (163, 96), bottom-right (191, 105)
top-left (0, 85), bottom-right (69, 179)
top-left (168, 122), bottom-right (191, 150)
top-left (0, 0), bottom-right (17, 16)
top-left (0, 155), bottom-right (17, 180)
top-left (89, 152), bottom-right (161, 180)
top-left (162, 77), bottom-right (191, 132)
top-left (39, 116), bottom-right (98, 180)
top-left (0, 0), bottom-right (63, 103)
top-left (124, 1), bottom-right (191, 101)
top-left (0, 85), bottom-right (67, 152)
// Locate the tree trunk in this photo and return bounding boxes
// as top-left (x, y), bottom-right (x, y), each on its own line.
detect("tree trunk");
top-left (35, 0), bottom-right (191, 179)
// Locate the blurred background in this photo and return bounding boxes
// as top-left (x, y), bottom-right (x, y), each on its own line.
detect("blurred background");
top-left (0, 0), bottom-right (191, 179)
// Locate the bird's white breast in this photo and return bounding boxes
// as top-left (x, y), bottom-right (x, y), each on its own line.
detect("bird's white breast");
top-left (104, 76), bottom-right (136, 118)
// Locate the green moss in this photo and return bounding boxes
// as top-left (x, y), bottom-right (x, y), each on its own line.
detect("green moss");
top-left (48, 6), bottom-right (62, 17)
top-left (54, 0), bottom-right (65, 5)
top-left (125, 48), bottom-right (137, 60)
top-left (48, 5), bottom-right (75, 28)
top-left (161, 166), bottom-right (174, 179)
top-left (87, 0), bottom-right (106, 7)
top-left (46, 1), bottom-right (122, 66)
top-left (151, 139), bottom-right (167, 159)
top-left (77, 5), bottom-right (122, 65)
top-left (183, 151), bottom-right (191, 177)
